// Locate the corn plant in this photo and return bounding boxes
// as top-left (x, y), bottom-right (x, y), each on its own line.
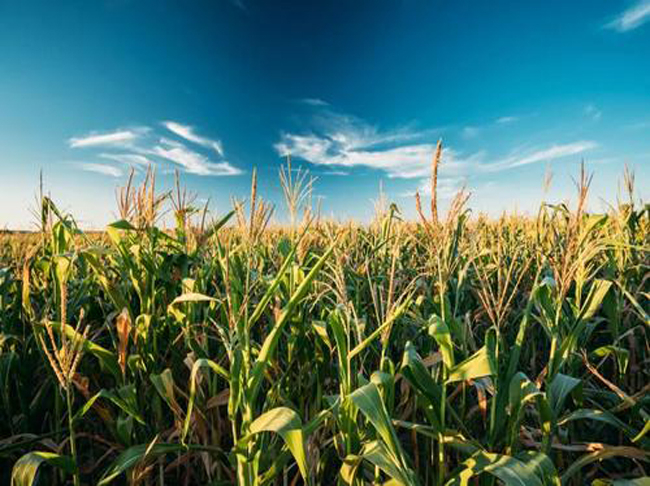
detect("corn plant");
top-left (1, 161), bottom-right (648, 485)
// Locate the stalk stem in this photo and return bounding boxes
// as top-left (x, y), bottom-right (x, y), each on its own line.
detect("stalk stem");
top-left (66, 385), bottom-right (80, 486)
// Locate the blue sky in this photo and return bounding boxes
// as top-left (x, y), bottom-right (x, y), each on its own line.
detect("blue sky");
top-left (1, 0), bottom-right (649, 228)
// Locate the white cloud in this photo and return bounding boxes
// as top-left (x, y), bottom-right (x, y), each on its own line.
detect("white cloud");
top-left (300, 98), bottom-right (329, 107)
top-left (70, 122), bottom-right (242, 177)
top-left (69, 129), bottom-right (141, 148)
top-left (606, 0), bottom-right (650, 32)
top-left (496, 116), bottom-right (518, 124)
top-left (405, 176), bottom-right (466, 200)
top-left (151, 139), bottom-right (241, 176)
top-left (275, 110), bottom-right (457, 179)
top-left (77, 162), bottom-right (123, 177)
top-left (275, 133), bottom-right (438, 178)
top-left (277, 107), bottom-right (601, 219)
top-left (482, 141), bottom-right (597, 172)
top-left (99, 153), bottom-right (153, 166)
top-left (162, 121), bottom-right (223, 156)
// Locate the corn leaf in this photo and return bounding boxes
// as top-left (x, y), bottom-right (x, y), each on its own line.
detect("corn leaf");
top-left (445, 451), bottom-right (545, 486)
top-left (446, 346), bottom-right (495, 384)
top-left (11, 451), bottom-right (76, 486)
top-left (246, 407), bottom-right (310, 483)
top-left (182, 358), bottom-right (229, 442)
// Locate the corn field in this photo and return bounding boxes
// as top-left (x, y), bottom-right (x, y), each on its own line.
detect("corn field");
top-left (0, 163), bottom-right (648, 485)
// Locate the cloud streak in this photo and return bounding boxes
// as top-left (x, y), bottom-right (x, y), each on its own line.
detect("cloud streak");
top-left (70, 122), bottom-right (242, 177)
top-left (69, 129), bottom-right (141, 148)
top-left (496, 116), bottom-right (518, 124)
top-left (276, 106), bottom-right (598, 210)
top-left (275, 110), bottom-right (457, 179)
top-left (275, 133), bottom-right (443, 179)
top-left (162, 121), bottom-right (224, 156)
top-left (300, 98), bottom-right (329, 107)
top-left (77, 162), bottom-right (123, 177)
top-left (99, 153), bottom-right (153, 166)
top-left (606, 0), bottom-right (650, 32)
top-left (481, 141), bottom-right (597, 172)
top-left (150, 138), bottom-right (241, 176)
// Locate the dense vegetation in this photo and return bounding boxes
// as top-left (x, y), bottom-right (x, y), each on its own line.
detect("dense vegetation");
top-left (0, 164), bottom-right (648, 485)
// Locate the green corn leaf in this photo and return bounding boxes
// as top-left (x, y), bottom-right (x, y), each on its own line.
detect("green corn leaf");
top-left (245, 407), bottom-right (310, 484)
top-left (361, 440), bottom-right (419, 486)
top-left (633, 421), bottom-right (650, 443)
top-left (392, 420), bottom-right (481, 456)
top-left (82, 250), bottom-right (130, 313)
top-left (256, 404), bottom-right (335, 486)
top-left (228, 349), bottom-right (243, 418)
top-left (579, 279), bottom-right (612, 322)
top-left (150, 368), bottom-right (182, 415)
top-left (507, 372), bottom-right (552, 450)
top-left (592, 478), bottom-right (650, 486)
top-left (557, 408), bottom-right (640, 443)
top-left (592, 345), bottom-right (629, 374)
top-left (615, 283), bottom-right (649, 327)
top-left (561, 446), bottom-right (649, 484)
top-left (446, 346), bottom-right (495, 384)
top-left (348, 296), bottom-right (411, 360)
top-left (548, 373), bottom-right (581, 415)
top-left (249, 239), bottom-right (336, 402)
top-left (339, 454), bottom-right (362, 485)
top-left (247, 239), bottom-right (298, 330)
top-left (327, 309), bottom-right (348, 388)
top-left (445, 451), bottom-right (544, 486)
top-left (429, 314), bottom-right (454, 370)
top-left (169, 292), bottom-right (217, 305)
top-left (311, 320), bottom-right (331, 350)
top-left (203, 209), bottom-right (235, 239)
top-left (516, 451), bottom-right (560, 486)
top-left (11, 451), bottom-right (76, 486)
top-left (106, 219), bottom-right (136, 246)
top-left (400, 342), bottom-right (443, 432)
top-left (349, 382), bottom-right (418, 485)
top-left (350, 383), bottom-right (403, 457)
top-left (74, 387), bottom-right (146, 425)
top-left (182, 358), bottom-right (229, 442)
top-left (98, 442), bottom-right (188, 485)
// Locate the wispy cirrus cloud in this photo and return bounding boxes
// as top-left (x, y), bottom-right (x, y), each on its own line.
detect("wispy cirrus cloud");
top-left (496, 116), bottom-right (518, 124)
top-left (69, 129), bottom-right (143, 148)
top-left (606, 0), bottom-right (650, 32)
top-left (403, 141), bottom-right (596, 199)
top-left (405, 176), bottom-right (466, 199)
top-left (99, 153), bottom-right (153, 166)
top-left (275, 133), bottom-right (453, 179)
top-left (149, 138), bottom-right (241, 176)
top-left (162, 121), bottom-right (224, 156)
top-left (299, 98), bottom-right (329, 107)
top-left (274, 109), bottom-right (454, 179)
top-left (481, 141), bottom-right (597, 172)
top-left (76, 162), bottom-right (123, 177)
top-left (276, 106), bottom-right (599, 211)
top-left (69, 122), bottom-right (241, 177)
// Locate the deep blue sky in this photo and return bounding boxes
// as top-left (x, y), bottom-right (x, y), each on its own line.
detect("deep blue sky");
top-left (1, 0), bottom-right (649, 228)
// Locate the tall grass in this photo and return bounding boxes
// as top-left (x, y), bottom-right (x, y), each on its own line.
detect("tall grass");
top-left (0, 160), bottom-right (648, 485)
